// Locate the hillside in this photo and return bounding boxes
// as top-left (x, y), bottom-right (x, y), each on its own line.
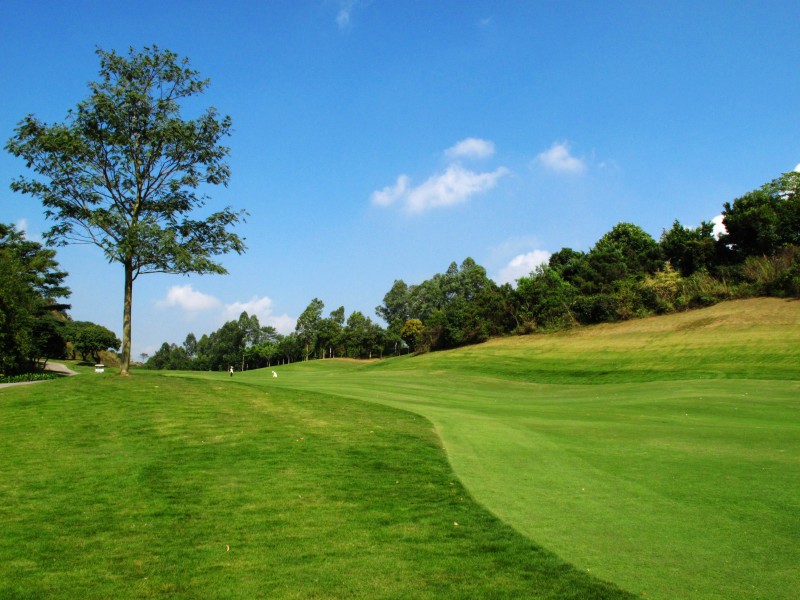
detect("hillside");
top-left (256, 298), bottom-right (800, 599)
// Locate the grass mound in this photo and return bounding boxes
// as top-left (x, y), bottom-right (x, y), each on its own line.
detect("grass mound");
top-left (248, 298), bottom-right (800, 599)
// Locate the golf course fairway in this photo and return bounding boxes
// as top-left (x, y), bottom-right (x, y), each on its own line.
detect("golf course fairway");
top-left (236, 298), bottom-right (800, 599)
top-left (1, 298), bottom-right (796, 598)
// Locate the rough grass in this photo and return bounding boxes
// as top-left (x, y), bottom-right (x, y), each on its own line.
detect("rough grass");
top-left (238, 298), bottom-right (800, 600)
top-left (0, 369), bottom-right (631, 599)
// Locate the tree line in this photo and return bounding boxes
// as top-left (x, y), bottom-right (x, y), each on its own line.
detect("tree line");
top-left (142, 169), bottom-right (800, 368)
top-left (4, 169), bottom-right (798, 375)
top-left (144, 302), bottom-right (388, 371)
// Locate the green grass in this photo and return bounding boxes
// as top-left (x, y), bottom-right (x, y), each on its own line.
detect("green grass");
top-left (2, 298), bottom-right (798, 599)
top-left (222, 298), bottom-right (800, 600)
top-left (0, 367), bottom-right (630, 598)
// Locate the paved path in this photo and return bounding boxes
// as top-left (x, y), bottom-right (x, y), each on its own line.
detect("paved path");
top-left (0, 362), bottom-right (78, 389)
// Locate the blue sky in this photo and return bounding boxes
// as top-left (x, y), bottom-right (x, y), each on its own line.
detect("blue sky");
top-left (2, 1), bottom-right (799, 359)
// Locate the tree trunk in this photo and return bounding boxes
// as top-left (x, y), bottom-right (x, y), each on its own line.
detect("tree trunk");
top-left (120, 260), bottom-right (134, 376)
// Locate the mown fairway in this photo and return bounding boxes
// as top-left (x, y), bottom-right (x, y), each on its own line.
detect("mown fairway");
top-left (226, 298), bottom-right (800, 600)
top-left (0, 363), bottom-right (631, 598)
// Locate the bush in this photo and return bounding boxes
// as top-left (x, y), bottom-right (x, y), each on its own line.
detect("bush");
top-left (0, 372), bottom-right (59, 384)
top-left (741, 246), bottom-right (800, 297)
top-left (676, 271), bottom-right (734, 309)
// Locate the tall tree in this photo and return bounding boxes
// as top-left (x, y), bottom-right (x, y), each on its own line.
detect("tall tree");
top-left (6, 46), bottom-right (246, 375)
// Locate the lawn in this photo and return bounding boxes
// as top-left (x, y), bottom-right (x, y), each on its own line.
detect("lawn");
top-left (230, 298), bottom-right (800, 599)
top-left (2, 298), bottom-right (797, 599)
top-left (0, 365), bottom-right (630, 598)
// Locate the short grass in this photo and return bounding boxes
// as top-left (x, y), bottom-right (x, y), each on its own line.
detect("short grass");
top-left (0, 368), bottom-right (631, 598)
top-left (230, 298), bottom-right (800, 600)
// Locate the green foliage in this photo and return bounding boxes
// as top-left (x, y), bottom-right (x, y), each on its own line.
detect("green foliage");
top-left (295, 297), bottom-right (325, 360)
top-left (68, 321), bottom-right (121, 363)
top-left (660, 219), bottom-right (719, 276)
top-left (592, 222), bottom-right (662, 279)
top-left (6, 46), bottom-right (246, 374)
top-left (400, 318), bottom-right (425, 352)
top-left (740, 245), bottom-right (800, 296)
top-left (0, 372), bottom-right (59, 384)
top-left (721, 171), bottom-right (800, 259)
top-left (0, 223), bottom-right (70, 375)
top-left (640, 263), bottom-right (682, 313)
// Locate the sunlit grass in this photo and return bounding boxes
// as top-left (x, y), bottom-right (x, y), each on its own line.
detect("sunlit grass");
top-left (0, 369), bottom-right (630, 599)
top-left (240, 298), bottom-right (800, 599)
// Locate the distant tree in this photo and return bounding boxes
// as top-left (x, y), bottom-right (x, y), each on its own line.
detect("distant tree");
top-left (660, 220), bottom-right (718, 276)
top-left (721, 171), bottom-right (800, 259)
top-left (319, 306), bottom-right (345, 358)
top-left (146, 342), bottom-right (191, 370)
top-left (71, 322), bottom-right (121, 363)
top-left (296, 298), bottom-right (324, 360)
top-left (182, 333), bottom-right (198, 358)
top-left (277, 332), bottom-right (302, 364)
top-left (400, 319), bottom-right (425, 353)
top-left (203, 320), bottom-right (245, 371)
top-left (376, 280), bottom-right (411, 327)
top-left (516, 265), bottom-right (578, 329)
top-left (592, 222), bottom-right (662, 279)
top-left (6, 46), bottom-right (246, 376)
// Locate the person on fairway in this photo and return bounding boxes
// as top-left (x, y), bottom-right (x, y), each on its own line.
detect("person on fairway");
top-left (229, 365), bottom-right (234, 377)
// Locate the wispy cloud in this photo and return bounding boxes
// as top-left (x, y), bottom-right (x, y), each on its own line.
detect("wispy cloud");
top-left (371, 139), bottom-right (509, 214)
top-left (371, 174), bottom-right (410, 207)
top-left (336, 0), bottom-right (367, 29)
top-left (445, 137), bottom-right (495, 160)
top-left (14, 218), bottom-right (42, 242)
top-left (497, 249), bottom-right (552, 285)
top-left (535, 141), bottom-right (587, 174)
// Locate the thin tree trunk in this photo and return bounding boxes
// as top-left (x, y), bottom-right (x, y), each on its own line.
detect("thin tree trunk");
top-left (120, 260), bottom-right (133, 376)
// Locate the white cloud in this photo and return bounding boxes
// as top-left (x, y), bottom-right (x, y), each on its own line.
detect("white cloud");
top-left (370, 174), bottom-right (410, 207)
top-left (372, 139), bottom-right (509, 214)
top-left (535, 141), bottom-right (587, 174)
top-left (158, 286), bottom-right (297, 334)
top-left (497, 250), bottom-right (552, 285)
top-left (711, 214), bottom-right (727, 239)
top-left (158, 285), bottom-right (222, 313)
top-left (794, 163), bottom-right (800, 173)
top-left (406, 165), bottom-right (509, 213)
top-left (445, 137), bottom-right (496, 160)
top-left (224, 296), bottom-right (296, 334)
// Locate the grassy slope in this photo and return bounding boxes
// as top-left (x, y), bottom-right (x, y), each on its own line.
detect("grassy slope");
top-left (245, 298), bottom-right (800, 600)
top-left (0, 365), bottom-right (631, 598)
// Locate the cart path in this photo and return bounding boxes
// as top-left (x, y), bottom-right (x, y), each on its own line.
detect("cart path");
top-left (0, 362), bottom-right (78, 389)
